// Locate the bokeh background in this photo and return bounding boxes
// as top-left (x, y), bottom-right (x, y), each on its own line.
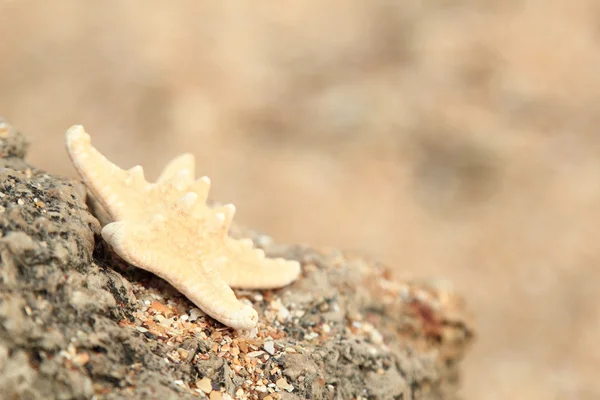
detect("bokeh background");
top-left (2, 1), bottom-right (600, 399)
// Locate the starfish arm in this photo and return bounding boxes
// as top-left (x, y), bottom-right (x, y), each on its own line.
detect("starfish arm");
top-left (65, 126), bottom-right (150, 221)
top-left (220, 238), bottom-right (302, 289)
top-left (101, 219), bottom-right (258, 329)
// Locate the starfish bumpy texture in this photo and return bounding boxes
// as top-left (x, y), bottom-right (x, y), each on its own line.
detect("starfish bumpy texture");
top-left (65, 126), bottom-right (301, 329)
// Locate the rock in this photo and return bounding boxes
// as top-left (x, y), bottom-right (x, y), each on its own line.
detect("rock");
top-left (0, 119), bottom-right (474, 399)
top-left (0, 118), bottom-right (28, 159)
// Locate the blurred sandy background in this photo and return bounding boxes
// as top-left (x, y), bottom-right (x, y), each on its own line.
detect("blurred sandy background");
top-left (2, 1), bottom-right (600, 398)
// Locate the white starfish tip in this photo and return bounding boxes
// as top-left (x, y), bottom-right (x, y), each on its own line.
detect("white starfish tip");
top-left (66, 124), bottom-right (86, 136)
top-left (227, 305), bottom-right (259, 330)
top-left (178, 192), bottom-right (199, 209)
top-left (283, 260), bottom-right (302, 284)
top-left (289, 260), bottom-right (302, 274)
top-left (65, 125), bottom-right (91, 146)
top-left (128, 165), bottom-right (144, 175)
top-left (125, 165), bottom-right (145, 186)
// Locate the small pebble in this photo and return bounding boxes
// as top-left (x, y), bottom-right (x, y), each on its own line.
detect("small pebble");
top-left (263, 340), bottom-right (276, 355)
top-left (255, 385), bottom-right (268, 393)
top-left (188, 308), bottom-right (204, 322)
top-left (209, 391), bottom-right (222, 400)
top-left (196, 377), bottom-right (212, 394)
top-left (276, 306), bottom-right (290, 323)
top-left (177, 348), bottom-right (189, 360)
top-left (276, 377), bottom-right (294, 392)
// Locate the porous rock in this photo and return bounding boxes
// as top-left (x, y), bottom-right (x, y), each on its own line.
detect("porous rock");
top-left (0, 119), bottom-right (474, 399)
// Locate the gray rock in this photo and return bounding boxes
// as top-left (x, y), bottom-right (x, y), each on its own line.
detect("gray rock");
top-left (0, 119), bottom-right (474, 399)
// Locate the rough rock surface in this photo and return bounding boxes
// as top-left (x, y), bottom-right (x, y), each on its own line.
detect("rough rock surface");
top-left (0, 119), bottom-right (474, 399)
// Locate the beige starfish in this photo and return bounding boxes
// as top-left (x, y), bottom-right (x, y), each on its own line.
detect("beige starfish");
top-left (65, 125), bottom-right (301, 329)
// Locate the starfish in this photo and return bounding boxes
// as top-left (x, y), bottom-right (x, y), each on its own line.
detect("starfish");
top-left (65, 126), bottom-right (301, 329)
